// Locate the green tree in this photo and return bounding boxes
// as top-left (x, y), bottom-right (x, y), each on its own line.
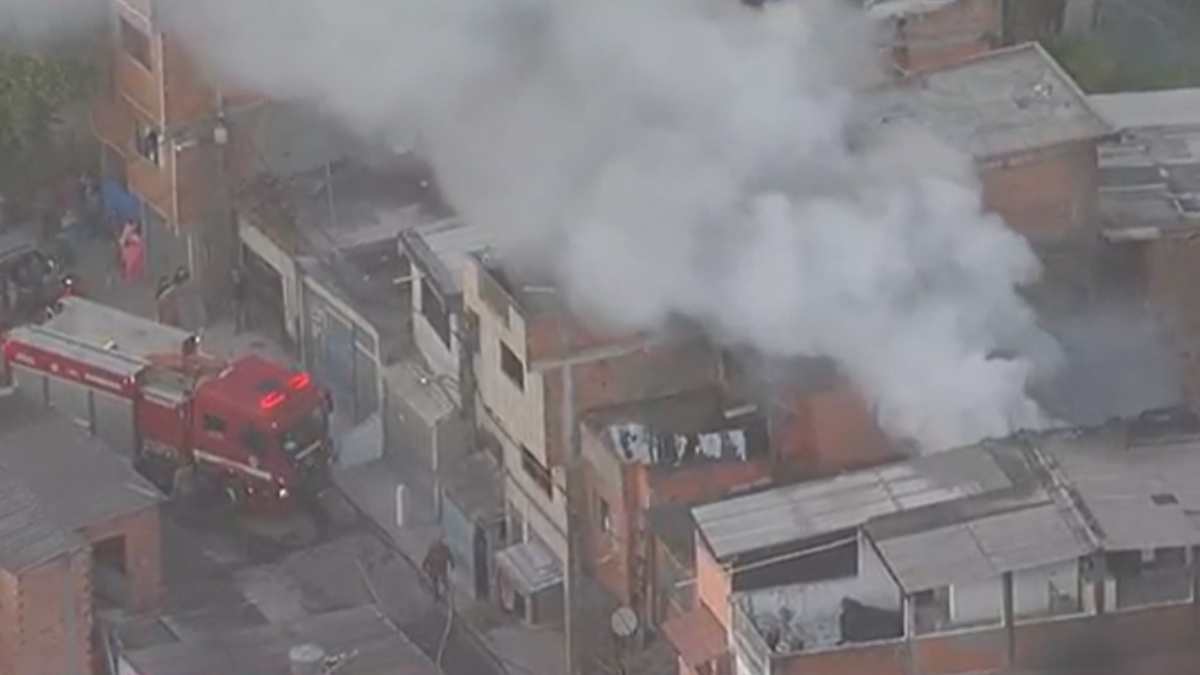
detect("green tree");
top-left (0, 49), bottom-right (94, 196)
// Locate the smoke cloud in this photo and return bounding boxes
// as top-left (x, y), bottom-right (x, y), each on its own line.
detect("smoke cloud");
top-left (0, 0), bottom-right (103, 44)
top-left (3, 0), bottom-right (1063, 450)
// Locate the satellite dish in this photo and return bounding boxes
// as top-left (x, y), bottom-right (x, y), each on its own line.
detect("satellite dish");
top-left (610, 606), bottom-right (638, 639)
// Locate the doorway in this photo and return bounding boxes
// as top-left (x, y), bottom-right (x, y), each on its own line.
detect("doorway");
top-left (474, 525), bottom-right (490, 599)
top-left (92, 535), bottom-right (129, 608)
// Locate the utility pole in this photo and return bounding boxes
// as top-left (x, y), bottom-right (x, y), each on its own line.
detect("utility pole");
top-left (560, 317), bottom-right (585, 675)
top-left (563, 363), bottom-right (582, 675)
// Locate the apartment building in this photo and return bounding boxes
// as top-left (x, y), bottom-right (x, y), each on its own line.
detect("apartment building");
top-left (90, 0), bottom-right (263, 301)
top-left (460, 253), bottom-right (724, 627)
top-left (578, 389), bottom-right (770, 632)
top-left (671, 411), bottom-right (1200, 675)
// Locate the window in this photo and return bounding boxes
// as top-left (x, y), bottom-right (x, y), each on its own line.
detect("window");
top-left (134, 122), bottom-right (160, 165)
top-left (119, 17), bottom-right (152, 70)
top-left (500, 340), bottom-right (524, 390)
top-left (421, 277), bottom-right (452, 349)
top-left (598, 496), bottom-right (612, 533)
top-left (521, 446), bottom-right (552, 498)
top-left (202, 414), bottom-right (227, 435)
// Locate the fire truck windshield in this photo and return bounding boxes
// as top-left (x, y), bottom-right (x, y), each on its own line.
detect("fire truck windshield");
top-left (280, 406), bottom-right (326, 459)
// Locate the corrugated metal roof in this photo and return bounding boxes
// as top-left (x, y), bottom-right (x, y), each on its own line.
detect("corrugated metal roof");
top-left (0, 474), bottom-right (82, 573)
top-left (872, 499), bottom-right (1092, 592)
top-left (0, 398), bottom-right (161, 569)
top-left (692, 445), bottom-right (1020, 561)
top-left (859, 43), bottom-right (1112, 160)
top-left (1040, 432), bottom-right (1200, 550)
top-left (1089, 88), bottom-right (1200, 131)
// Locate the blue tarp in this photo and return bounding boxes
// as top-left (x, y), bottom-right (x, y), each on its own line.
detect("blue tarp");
top-left (100, 178), bottom-right (140, 225)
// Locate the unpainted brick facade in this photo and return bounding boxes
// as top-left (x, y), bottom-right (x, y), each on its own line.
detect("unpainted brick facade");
top-left (1145, 240), bottom-right (1200, 404)
top-left (80, 507), bottom-right (165, 613)
top-left (0, 548), bottom-right (92, 675)
top-left (0, 504), bottom-right (161, 675)
top-left (580, 433), bottom-right (771, 612)
top-left (765, 601), bottom-right (1200, 675)
top-left (769, 379), bottom-right (895, 479)
top-left (979, 140), bottom-right (1101, 242)
top-left (886, 0), bottom-right (1002, 73)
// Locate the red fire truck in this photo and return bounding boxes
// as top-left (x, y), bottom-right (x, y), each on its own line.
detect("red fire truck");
top-left (1, 296), bottom-right (334, 508)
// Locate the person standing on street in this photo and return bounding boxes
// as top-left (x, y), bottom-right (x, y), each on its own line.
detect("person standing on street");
top-left (155, 276), bottom-right (178, 326)
top-left (119, 222), bottom-right (145, 283)
top-left (422, 537), bottom-right (455, 602)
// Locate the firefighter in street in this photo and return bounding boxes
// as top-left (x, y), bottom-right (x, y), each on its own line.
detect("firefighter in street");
top-left (422, 537), bottom-right (454, 602)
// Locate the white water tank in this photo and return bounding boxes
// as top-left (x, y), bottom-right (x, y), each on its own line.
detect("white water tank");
top-left (289, 643), bottom-right (325, 675)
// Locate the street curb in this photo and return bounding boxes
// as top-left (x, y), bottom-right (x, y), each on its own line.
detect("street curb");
top-left (331, 483), bottom-right (512, 675)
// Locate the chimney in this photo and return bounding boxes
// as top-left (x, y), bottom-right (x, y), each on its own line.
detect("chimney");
top-left (289, 644), bottom-right (326, 675)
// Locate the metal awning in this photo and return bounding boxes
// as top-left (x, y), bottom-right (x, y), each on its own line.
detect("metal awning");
top-left (495, 540), bottom-right (562, 596)
top-left (661, 606), bottom-right (727, 668)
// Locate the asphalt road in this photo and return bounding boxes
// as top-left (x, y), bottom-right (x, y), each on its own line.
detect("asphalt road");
top-left (159, 488), bottom-right (507, 675)
top-left (397, 601), bottom-right (509, 675)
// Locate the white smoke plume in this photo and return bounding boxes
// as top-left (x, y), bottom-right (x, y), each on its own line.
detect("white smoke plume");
top-left (2, 0), bottom-right (1061, 450)
top-left (0, 0), bottom-right (103, 43)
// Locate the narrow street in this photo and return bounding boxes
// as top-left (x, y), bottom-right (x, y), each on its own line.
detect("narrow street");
top-left (63, 235), bottom-right (508, 675)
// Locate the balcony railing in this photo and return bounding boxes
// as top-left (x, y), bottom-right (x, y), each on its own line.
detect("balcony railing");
top-left (731, 601), bottom-right (772, 675)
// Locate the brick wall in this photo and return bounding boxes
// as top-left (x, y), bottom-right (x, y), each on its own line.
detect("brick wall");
top-left (112, 8), bottom-right (162, 125)
top-left (0, 569), bottom-right (18, 675)
top-left (162, 37), bottom-right (217, 127)
top-left (580, 438), bottom-right (772, 609)
top-left (1146, 240), bottom-right (1200, 403)
top-left (774, 641), bottom-right (907, 675)
top-left (696, 542), bottom-right (731, 628)
top-left (81, 507), bottom-right (164, 613)
top-left (3, 549), bottom-right (93, 675)
top-left (580, 454), bottom-right (633, 604)
top-left (542, 337), bottom-right (722, 466)
top-left (1013, 603), bottom-right (1198, 670)
top-left (980, 140), bottom-right (1099, 241)
top-left (769, 602), bottom-right (1200, 675)
top-left (913, 627), bottom-right (1008, 674)
top-left (646, 461), bottom-right (771, 507)
top-left (891, 0), bottom-right (1002, 73)
top-left (771, 380), bottom-right (894, 479)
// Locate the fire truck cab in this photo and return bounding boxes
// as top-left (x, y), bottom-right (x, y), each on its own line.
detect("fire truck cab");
top-left (1, 296), bottom-right (333, 507)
